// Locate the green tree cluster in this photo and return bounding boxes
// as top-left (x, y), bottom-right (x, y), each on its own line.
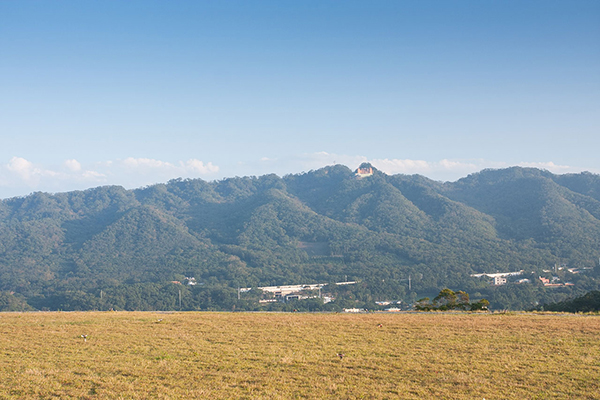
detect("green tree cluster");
top-left (544, 290), bottom-right (600, 312)
top-left (415, 289), bottom-right (489, 311)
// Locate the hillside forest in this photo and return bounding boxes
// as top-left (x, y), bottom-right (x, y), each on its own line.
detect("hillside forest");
top-left (1, 164), bottom-right (599, 311)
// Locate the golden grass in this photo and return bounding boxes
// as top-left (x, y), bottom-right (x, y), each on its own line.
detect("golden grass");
top-left (0, 311), bottom-right (599, 399)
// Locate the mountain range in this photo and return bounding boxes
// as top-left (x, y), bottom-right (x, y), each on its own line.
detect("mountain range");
top-left (1, 164), bottom-right (599, 311)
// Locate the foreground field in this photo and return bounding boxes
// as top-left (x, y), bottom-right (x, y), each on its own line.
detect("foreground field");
top-left (0, 312), bottom-right (598, 399)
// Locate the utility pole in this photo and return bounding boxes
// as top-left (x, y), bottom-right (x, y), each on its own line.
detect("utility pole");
top-left (178, 289), bottom-right (182, 309)
top-left (408, 274), bottom-right (411, 291)
top-left (238, 287), bottom-right (241, 300)
top-left (100, 290), bottom-right (103, 300)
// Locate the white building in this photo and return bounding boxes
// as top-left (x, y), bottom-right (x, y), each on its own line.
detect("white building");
top-left (493, 276), bottom-right (507, 285)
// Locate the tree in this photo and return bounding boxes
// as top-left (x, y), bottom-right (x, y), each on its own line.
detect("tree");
top-left (416, 289), bottom-right (489, 312)
top-left (433, 289), bottom-right (457, 309)
top-left (456, 290), bottom-right (470, 310)
top-left (470, 299), bottom-right (489, 311)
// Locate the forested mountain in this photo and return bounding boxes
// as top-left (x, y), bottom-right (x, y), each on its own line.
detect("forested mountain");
top-left (1, 165), bottom-right (599, 311)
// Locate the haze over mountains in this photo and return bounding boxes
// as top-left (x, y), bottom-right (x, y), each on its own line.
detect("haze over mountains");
top-left (1, 165), bottom-right (599, 311)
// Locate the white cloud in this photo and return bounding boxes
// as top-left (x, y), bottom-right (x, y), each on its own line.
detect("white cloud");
top-left (116, 157), bottom-right (219, 175)
top-left (297, 152), bottom-right (368, 171)
top-left (182, 159), bottom-right (219, 174)
top-left (101, 158), bottom-right (220, 185)
top-left (122, 157), bottom-right (173, 170)
top-left (5, 157), bottom-right (60, 184)
top-left (368, 158), bottom-right (482, 179)
top-left (373, 158), bottom-right (598, 181)
top-left (81, 170), bottom-right (107, 179)
top-left (0, 153), bottom-right (596, 199)
top-left (517, 161), bottom-right (573, 173)
top-left (371, 158), bottom-right (432, 174)
top-left (3, 157), bottom-right (106, 190)
top-left (371, 158), bottom-right (597, 181)
top-left (7, 157), bottom-right (37, 181)
top-left (282, 152), bottom-right (594, 182)
top-left (64, 159), bottom-right (82, 172)
top-left (0, 156), bottom-right (219, 198)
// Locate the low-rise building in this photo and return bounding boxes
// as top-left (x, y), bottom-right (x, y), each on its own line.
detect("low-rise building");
top-left (355, 163), bottom-right (374, 178)
top-left (493, 276), bottom-right (507, 285)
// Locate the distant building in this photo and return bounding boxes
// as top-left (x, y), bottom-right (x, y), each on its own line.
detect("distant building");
top-left (239, 281), bottom-right (355, 303)
top-left (539, 276), bottom-right (573, 287)
top-left (493, 276), bottom-right (507, 285)
top-left (471, 270), bottom-right (524, 278)
top-left (376, 300), bottom-right (402, 306)
top-left (355, 163), bottom-right (374, 178)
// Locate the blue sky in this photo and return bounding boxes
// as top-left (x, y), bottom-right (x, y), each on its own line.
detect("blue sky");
top-left (1, 1), bottom-right (598, 198)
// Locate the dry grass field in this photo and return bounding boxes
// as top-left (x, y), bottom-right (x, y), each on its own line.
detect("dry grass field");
top-left (0, 311), bottom-right (599, 399)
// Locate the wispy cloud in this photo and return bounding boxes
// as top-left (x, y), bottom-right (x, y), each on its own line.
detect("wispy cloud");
top-left (6, 157), bottom-right (63, 184)
top-left (64, 159), bottom-right (82, 172)
top-left (0, 157), bottom-right (219, 198)
top-left (182, 159), bottom-right (219, 174)
top-left (368, 157), bottom-right (592, 181)
top-left (370, 158), bottom-right (483, 179)
top-left (7, 157), bottom-right (41, 182)
top-left (295, 153), bottom-right (484, 180)
top-left (516, 161), bottom-right (574, 173)
top-left (261, 152), bottom-right (596, 182)
top-left (1, 153), bottom-right (597, 199)
top-left (118, 157), bottom-right (219, 175)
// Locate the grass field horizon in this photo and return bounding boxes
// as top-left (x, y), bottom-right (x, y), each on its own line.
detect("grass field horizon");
top-left (1, 311), bottom-right (598, 399)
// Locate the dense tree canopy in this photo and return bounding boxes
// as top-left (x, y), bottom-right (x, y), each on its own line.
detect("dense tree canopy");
top-left (544, 290), bottom-right (600, 313)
